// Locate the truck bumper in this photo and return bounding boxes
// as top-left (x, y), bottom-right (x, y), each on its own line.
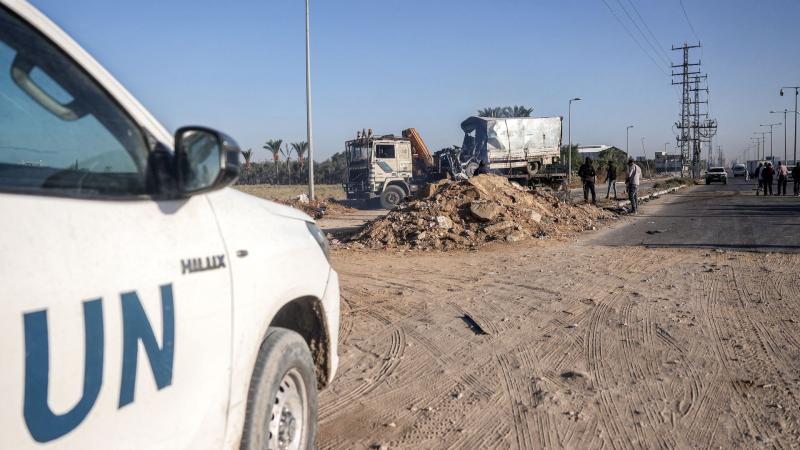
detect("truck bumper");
top-left (344, 183), bottom-right (377, 200)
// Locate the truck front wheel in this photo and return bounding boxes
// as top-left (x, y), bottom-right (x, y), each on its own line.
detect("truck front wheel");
top-left (380, 185), bottom-right (405, 209)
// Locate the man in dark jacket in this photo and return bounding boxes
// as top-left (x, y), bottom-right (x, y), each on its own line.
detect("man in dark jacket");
top-left (577, 157), bottom-right (597, 204)
top-left (605, 161), bottom-right (618, 199)
top-left (763, 162), bottom-right (774, 196)
top-left (793, 162), bottom-right (800, 196)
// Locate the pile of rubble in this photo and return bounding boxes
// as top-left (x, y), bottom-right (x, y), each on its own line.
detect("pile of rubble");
top-left (345, 174), bottom-right (614, 250)
top-left (280, 194), bottom-right (355, 219)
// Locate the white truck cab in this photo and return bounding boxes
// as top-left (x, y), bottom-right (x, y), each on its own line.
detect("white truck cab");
top-left (0, 1), bottom-right (339, 449)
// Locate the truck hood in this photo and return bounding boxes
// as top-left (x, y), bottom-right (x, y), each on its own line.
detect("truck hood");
top-left (208, 188), bottom-right (314, 222)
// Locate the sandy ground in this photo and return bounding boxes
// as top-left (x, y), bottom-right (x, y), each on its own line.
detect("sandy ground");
top-left (317, 201), bottom-right (800, 449)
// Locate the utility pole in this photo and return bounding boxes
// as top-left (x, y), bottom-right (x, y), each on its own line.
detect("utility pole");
top-left (709, 140), bottom-right (713, 167)
top-left (641, 137), bottom-right (650, 178)
top-left (672, 43), bottom-right (701, 177)
top-left (626, 125), bottom-right (634, 160)
top-left (771, 110), bottom-right (789, 162)
top-left (753, 132), bottom-right (766, 160)
top-left (760, 123), bottom-right (780, 160)
top-left (780, 86), bottom-right (799, 163)
top-left (567, 97), bottom-right (581, 185)
top-left (305, 0), bottom-right (315, 200)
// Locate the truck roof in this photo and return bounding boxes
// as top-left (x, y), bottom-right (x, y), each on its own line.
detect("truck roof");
top-left (346, 135), bottom-right (409, 145)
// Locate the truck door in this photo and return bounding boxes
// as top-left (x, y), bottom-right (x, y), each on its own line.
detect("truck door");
top-left (375, 143), bottom-right (397, 176)
top-left (0, 7), bottom-right (231, 449)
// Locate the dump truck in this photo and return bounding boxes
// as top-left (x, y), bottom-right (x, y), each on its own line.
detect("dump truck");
top-left (344, 116), bottom-right (565, 209)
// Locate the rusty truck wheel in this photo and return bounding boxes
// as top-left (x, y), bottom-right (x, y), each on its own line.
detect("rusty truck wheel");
top-left (380, 185), bottom-right (405, 210)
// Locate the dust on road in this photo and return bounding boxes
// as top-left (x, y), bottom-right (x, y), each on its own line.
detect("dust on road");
top-left (318, 237), bottom-right (800, 449)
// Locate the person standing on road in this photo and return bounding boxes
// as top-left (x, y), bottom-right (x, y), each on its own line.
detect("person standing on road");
top-left (776, 161), bottom-right (789, 196)
top-left (626, 158), bottom-right (642, 213)
top-left (755, 162), bottom-right (764, 196)
top-left (605, 161), bottom-right (618, 199)
top-left (793, 162), bottom-right (800, 196)
top-left (578, 157), bottom-right (597, 204)
top-left (763, 162), bottom-right (775, 197)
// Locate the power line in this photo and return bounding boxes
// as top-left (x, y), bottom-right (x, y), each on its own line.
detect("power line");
top-left (678, 0), bottom-right (700, 41)
top-left (625, 0), bottom-right (672, 63)
top-left (600, 0), bottom-right (669, 75)
top-left (615, 0), bottom-right (671, 67)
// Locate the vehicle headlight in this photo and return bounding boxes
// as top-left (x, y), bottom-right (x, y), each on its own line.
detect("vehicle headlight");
top-left (306, 222), bottom-right (331, 262)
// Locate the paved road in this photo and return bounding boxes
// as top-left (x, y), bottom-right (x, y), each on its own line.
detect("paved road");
top-left (593, 176), bottom-right (800, 252)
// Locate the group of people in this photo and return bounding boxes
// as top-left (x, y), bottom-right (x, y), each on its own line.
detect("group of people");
top-left (753, 161), bottom-right (800, 196)
top-left (578, 157), bottom-right (642, 213)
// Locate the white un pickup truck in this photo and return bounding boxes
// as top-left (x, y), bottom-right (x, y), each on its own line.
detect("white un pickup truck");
top-left (0, 1), bottom-right (339, 449)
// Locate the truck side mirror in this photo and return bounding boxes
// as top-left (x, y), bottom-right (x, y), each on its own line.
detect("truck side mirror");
top-left (174, 126), bottom-right (241, 195)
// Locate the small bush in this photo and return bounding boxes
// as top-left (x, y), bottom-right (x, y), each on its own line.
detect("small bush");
top-left (653, 177), bottom-right (692, 190)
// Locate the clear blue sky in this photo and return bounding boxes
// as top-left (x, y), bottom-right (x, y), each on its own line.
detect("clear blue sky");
top-left (30, 0), bottom-right (800, 163)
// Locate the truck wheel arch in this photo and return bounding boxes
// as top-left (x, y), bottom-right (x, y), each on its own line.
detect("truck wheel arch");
top-left (384, 180), bottom-right (410, 196)
top-left (267, 296), bottom-right (331, 388)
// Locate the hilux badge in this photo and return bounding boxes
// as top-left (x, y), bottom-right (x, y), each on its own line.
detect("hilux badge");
top-left (181, 255), bottom-right (226, 274)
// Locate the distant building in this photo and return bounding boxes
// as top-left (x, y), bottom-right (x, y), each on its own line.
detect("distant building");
top-left (654, 151), bottom-right (682, 172)
top-left (577, 145), bottom-right (611, 160)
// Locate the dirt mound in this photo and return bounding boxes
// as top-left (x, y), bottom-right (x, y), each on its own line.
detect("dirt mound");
top-left (345, 174), bottom-right (614, 250)
top-left (279, 196), bottom-right (355, 219)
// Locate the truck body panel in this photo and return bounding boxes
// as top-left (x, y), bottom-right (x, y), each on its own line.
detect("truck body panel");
top-left (460, 116), bottom-right (563, 172)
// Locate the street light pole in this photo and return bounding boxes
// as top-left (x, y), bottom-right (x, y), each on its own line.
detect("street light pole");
top-left (305, 0), bottom-right (315, 200)
top-left (751, 136), bottom-right (762, 160)
top-left (760, 123), bottom-right (781, 160)
top-left (626, 125), bottom-right (634, 160)
top-left (771, 110), bottom-right (788, 162)
top-left (780, 86), bottom-right (799, 163)
top-left (566, 97), bottom-right (581, 204)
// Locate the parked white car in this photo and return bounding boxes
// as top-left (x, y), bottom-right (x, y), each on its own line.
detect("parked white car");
top-left (0, 1), bottom-right (338, 449)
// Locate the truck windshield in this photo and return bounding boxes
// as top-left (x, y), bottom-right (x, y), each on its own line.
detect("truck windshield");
top-left (347, 145), bottom-right (370, 161)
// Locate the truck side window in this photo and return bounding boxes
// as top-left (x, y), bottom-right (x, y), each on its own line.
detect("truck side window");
top-left (376, 145), bottom-right (395, 159)
top-left (0, 7), bottom-right (149, 198)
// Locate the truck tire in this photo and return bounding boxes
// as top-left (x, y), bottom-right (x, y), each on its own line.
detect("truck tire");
top-left (240, 327), bottom-right (318, 450)
top-left (464, 162), bottom-right (479, 177)
top-left (380, 185), bottom-right (405, 209)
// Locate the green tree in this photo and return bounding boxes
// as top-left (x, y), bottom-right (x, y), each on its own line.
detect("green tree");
top-left (560, 144), bottom-right (582, 173)
top-left (263, 139), bottom-right (283, 178)
top-left (477, 105), bottom-right (533, 118)
top-left (280, 143), bottom-right (293, 182)
top-left (241, 149), bottom-right (253, 169)
top-left (292, 141), bottom-right (308, 171)
top-left (595, 147), bottom-right (627, 179)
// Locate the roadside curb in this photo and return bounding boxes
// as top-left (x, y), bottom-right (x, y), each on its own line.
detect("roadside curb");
top-left (614, 184), bottom-right (687, 208)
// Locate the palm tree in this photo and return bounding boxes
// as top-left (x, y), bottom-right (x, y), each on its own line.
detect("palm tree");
top-left (281, 143), bottom-right (293, 182)
top-left (241, 149), bottom-right (253, 169)
top-left (263, 139), bottom-right (283, 179)
top-left (477, 107), bottom-right (504, 117)
top-left (477, 105), bottom-right (534, 118)
top-left (510, 105), bottom-right (533, 117)
top-left (292, 141), bottom-right (308, 171)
